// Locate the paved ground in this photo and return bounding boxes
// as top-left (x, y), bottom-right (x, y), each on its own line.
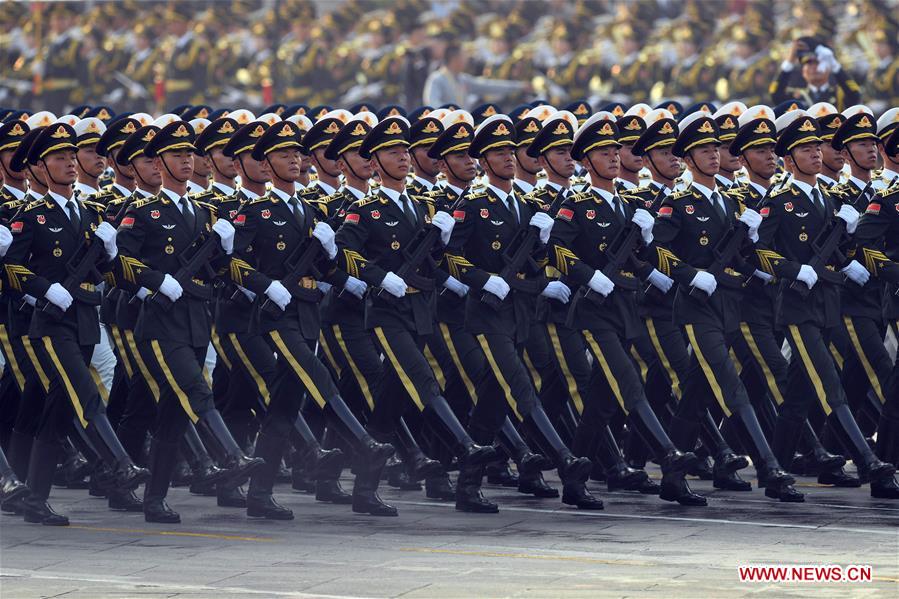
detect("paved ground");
top-left (1, 468), bottom-right (898, 598)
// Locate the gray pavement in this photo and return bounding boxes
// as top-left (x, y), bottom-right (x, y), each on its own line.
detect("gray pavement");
top-left (1, 469), bottom-right (898, 598)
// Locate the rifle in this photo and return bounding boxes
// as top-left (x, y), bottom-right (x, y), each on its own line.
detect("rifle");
top-left (480, 224), bottom-right (543, 310)
top-left (580, 222), bottom-right (642, 307)
top-left (788, 182), bottom-right (871, 298)
top-left (147, 233), bottom-right (220, 309)
top-left (31, 233), bottom-right (105, 320)
top-left (259, 237), bottom-right (324, 316)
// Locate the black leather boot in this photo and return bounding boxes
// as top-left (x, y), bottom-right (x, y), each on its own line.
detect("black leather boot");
top-left (294, 419), bottom-right (344, 481)
top-left (85, 414), bottom-right (151, 490)
top-left (181, 422), bottom-right (229, 487)
top-left (497, 417), bottom-right (554, 474)
top-left (323, 397), bottom-right (395, 473)
top-left (455, 463), bottom-right (498, 513)
top-left (351, 466), bottom-right (397, 516)
top-left (521, 407), bottom-right (592, 484)
top-left (390, 418), bottom-right (444, 482)
top-left (658, 413), bottom-right (706, 505)
top-left (108, 488), bottom-right (143, 512)
top-left (697, 412), bottom-right (751, 491)
top-left (0, 447), bottom-right (28, 505)
top-left (59, 436), bottom-right (92, 486)
top-left (143, 438), bottom-right (181, 524)
top-left (486, 459), bottom-right (519, 487)
top-left (422, 397), bottom-right (498, 467)
top-left (733, 408), bottom-right (802, 502)
top-left (871, 414), bottom-right (899, 499)
top-left (316, 478), bottom-right (354, 504)
top-left (21, 440), bottom-right (68, 526)
top-left (196, 410), bottom-right (264, 486)
top-left (6, 429), bottom-right (33, 480)
top-left (246, 433), bottom-right (294, 520)
top-left (217, 485), bottom-right (247, 508)
top-left (630, 403), bottom-right (698, 474)
top-left (827, 404), bottom-right (896, 484)
top-left (593, 425), bottom-right (655, 493)
top-left (425, 473), bottom-right (456, 500)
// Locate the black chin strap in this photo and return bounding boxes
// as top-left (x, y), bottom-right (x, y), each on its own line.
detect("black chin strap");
top-left (374, 153), bottom-right (404, 185)
top-left (687, 150), bottom-right (717, 179)
top-left (411, 151), bottom-right (438, 180)
top-left (543, 153), bottom-right (568, 182)
top-left (237, 154), bottom-right (267, 186)
top-left (264, 155), bottom-right (294, 187)
top-left (133, 164), bottom-right (154, 191)
top-left (483, 153), bottom-right (512, 182)
top-left (159, 153), bottom-right (190, 184)
top-left (515, 154), bottom-right (540, 176)
top-left (37, 160), bottom-right (67, 188)
top-left (788, 150), bottom-right (817, 178)
top-left (645, 153), bottom-right (674, 188)
top-left (209, 153), bottom-right (231, 183)
top-left (341, 154), bottom-right (369, 186)
top-left (586, 154), bottom-right (614, 185)
top-left (313, 153), bottom-right (341, 179)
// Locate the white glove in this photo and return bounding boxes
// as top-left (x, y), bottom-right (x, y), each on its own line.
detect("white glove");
top-left (0, 224), bottom-right (12, 257)
top-left (841, 260), bottom-right (870, 286)
top-left (738, 208), bottom-right (762, 242)
top-left (44, 283), bottom-right (73, 311)
top-left (316, 280), bottom-right (333, 294)
top-left (312, 222), bottom-right (337, 259)
top-left (442, 275), bottom-right (469, 297)
top-left (343, 276), bottom-right (367, 299)
top-left (646, 268), bottom-right (674, 293)
top-left (94, 221), bottom-right (118, 259)
top-left (631, 208), bottom-right (655, 245)
top-left (815, 45), bottom-right (840, 73)
top-left (212, 219), bottom-right (235, 254)
top-left (158, 273), bottom-right (184, 302)
top-left (588, 270), bottom-right (615, 296)
top-left (529, 212), bottom-right (554, 244)
top-left (753, 269), bottom-right (774, 283)
top-left (264, 280), bottom-right (291, 310)
top-left (431, 211), bottom-right (455, 245)
top-left (690, 271), bottom-right (717, 296)
top-left (541, 280), bottom-right (571, 304)
top-left (482, 275), bottom-right (510, 300)
top-left (23, 294), bottom-right (36, 306)
top-left (836, 204), bottom-right (859, 234)
top-left (136, 287), bottom-right (150, 300)
top-left (380, 271), bottom-right (407, 298)
top-left (796, 264), bottom-right (818, 290)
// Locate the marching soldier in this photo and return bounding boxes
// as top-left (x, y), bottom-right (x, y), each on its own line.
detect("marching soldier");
top-left (301, 110), bottom-right (351, 202)
top-left (71, 118), bottom-right (107, 198)
top-left (808, 103), bottom-right (845, 190)
top-left (4, 122), bottom-right (150, 525)
top-left (113, 120), bottom-right (263, 523)
top-left (712, 103), bottom-right (746, 190)
top-left (753, 110), bottom-right (895, 496)
top-left (770, 39), bottom-right (862, 113)
top-left (875, 108), bottom-right (899, 191)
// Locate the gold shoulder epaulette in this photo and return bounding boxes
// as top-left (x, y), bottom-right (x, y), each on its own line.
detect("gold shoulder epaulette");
top-left (23, 198), bottom-right (49, 211)
top-left (355, 194), bottom-right (383, 208)
top-left (81, 199), bottom-right (106, 213)
top-left (768, 185), bottom-right (792, 198)
top-left (189, 188), bottom-right (215, 202)
top-left (194, 200), bottom-right (216, 212)
top-left (670, 188), bottom-right (693, 200)
top-left (465, 189), bottom-right (488, 201)
top-left (571, 191), bottom-right (593, 203)
top-left (131, 196), bottom-right (160, 209)
top-left (248, 195), bottom-right (270, 205)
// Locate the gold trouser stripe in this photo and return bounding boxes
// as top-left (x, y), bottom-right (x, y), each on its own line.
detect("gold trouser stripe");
top-left (684, 325), bottom-right (732, 418)
top-left (210, 326), bottom-right (232, 370)
top-left (522, 349), bottom-right (542, 393)
top-left (476, 334), bottom-right (523, 421)
top-left (41, 337), bottom-right (88, 427)
top-left (269, 331), bottom-right (327, 409)
top-left (546, 323), bottom-right (584, 415)
top-left (374, 327), bottom-right (425, 411)
top-left (439, 323), bottom-right (477, 404)
top-left (788, 325), bottom-right (832, 416)
top-left (151, 340), bottom-right (200, 423)
top-left (828, 342), bottom-right (844, 370)
top-left (739, 322), bottom-right (785, 405)
top-left (202, 366), bottom-right (212, 388)
top-left (583, 330), bottom-right (628, 414)
top-left (318, 331), bottom-right (343, 378)
top-left (333, 325), bottom-right (374, 411)
top-left (89, 366), bottom-right (109, 405)
top-left (424, 344), bottom-right (446, 392)
top-left (0, 325), bottom-right (25, 391)
top-left (630, 345), bottom-right (648, 383)
top-left (22, 337), bottom-right (50, 392)
top-left (843, 316), bottom-right (885, 404)
top-left (228, 333), bottom-right (271, 406)
top-left (646, 318), bottom-right (682, 400)
top-left (125, 330), bottom-right (160, 402)
top-left (729, 348), bottom-right (743, 376)
top-left (108, 326), bottom-right (134, 379)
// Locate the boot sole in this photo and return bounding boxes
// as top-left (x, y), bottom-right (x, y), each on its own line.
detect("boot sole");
top-left (860, 464), bottom-right (897, 485)
top-left (1, 485), bottom-right (30, 505)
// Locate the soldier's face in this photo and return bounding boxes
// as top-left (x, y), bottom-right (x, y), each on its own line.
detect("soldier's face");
top-left (312, 148), bottom-right (340, 177)
top-left (821, 142), bottom-right (844, 171)
top-left (193, 153), bottom-right (211, 177)
top-left (647, 147), bottom-right (680, 180)
top-left (76, 144), bottom-right (106, 177)
top-left (442, 151), bottom-right (477, 182)
top-left (0, 150), bottom-right (25, 182)
top-left (482, 147), bottom-right (515, 180)
top-left (619, 144), bottom-right (643, 173)
top-left (209, 148), bottom-right (238, 179)
top-left (802, 60), bottom-right (829, 86)
top-left (133, 155), bottom-right (161, 187)
top-left (686, 145), bottom-right (720, 177)
top-left (515, 146), bottom-right (541, 175)
top-left (718, 143), bottom-right (742, 174)
top-left (235, 154), bottom-right (270, 183)
top-left (267, 148), bottom-right (301, 182)
top-left (158, 150), bottom-right (194, 182)
top-left (340, 150), bottom-right (374, 180)
top-left (789, 143), bottom-right (823, 174)
top-left (40, 150), bottom-right (77, 186)
top-left (412, 146), bottom-right (440, 178)
top-left (541, 147), bottom-right (575, 178)
top-left (585, 146), bottom-right (620, 179)
top-left (741, 144), bottom-right (777, 179)
top-left (375, 146), bottom-right (410, 180)
top-left (299, 152), bottom-right (312, 174)
top-left (842, 139), bottom-right (879, 171)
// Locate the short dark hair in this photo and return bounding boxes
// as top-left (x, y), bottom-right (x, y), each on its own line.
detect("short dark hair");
top-left (444, 44), bottom-right (462, 65)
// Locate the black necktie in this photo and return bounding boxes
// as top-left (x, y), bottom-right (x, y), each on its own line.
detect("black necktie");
top-left (505, 193), bottom-right (519, 224)
top-left (66, 200), bottom-right (80, 229)
top-left (400, 194), bottom-right (417, 226)
top-left (179, 196), bottom-right (195, 230)
top-left (288, 195), bottom-right (304, 225)
top-left (612, 194), bottom-right (625, 222)
top-left (711, 192), bottom-right (727, 222)
top-left (811, 188), bottom-right (824, 216)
